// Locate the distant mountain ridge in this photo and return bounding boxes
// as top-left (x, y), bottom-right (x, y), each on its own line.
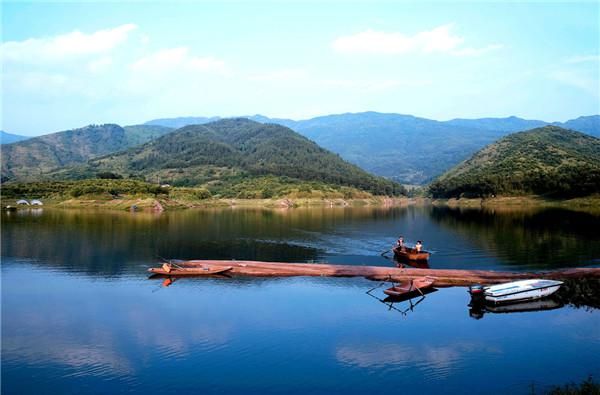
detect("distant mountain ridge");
top-left (59, 118), bottom-right (404, 196)
top-left (145, 113), bottom-right (600, 184)
top-left (144, 116), bottom-right (221, 129)
top-left (445, 116), bottom-right (548, 132)
top-left (428, 126), bottom-right (600, 198)
top-left (1, 131), bottom-right (30, 144)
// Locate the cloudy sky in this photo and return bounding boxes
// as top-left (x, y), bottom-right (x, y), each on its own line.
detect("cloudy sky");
top-left (2, 1), bottom-right (599, 135)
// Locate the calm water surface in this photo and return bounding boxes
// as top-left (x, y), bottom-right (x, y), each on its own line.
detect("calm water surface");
top-left (2, 205), bottom-right (599, 394)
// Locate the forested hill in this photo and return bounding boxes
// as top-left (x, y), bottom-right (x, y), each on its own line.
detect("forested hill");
top-left (65, 118), bottom-right (405, 196)
top-left (1, 124), bottom-right (173, 182)
top-left (428, 126), bottom-right (600, 198)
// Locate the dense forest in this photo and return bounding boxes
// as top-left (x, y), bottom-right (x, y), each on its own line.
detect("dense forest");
top-left (0, 176), bottom-right (377, 201)
top-left (428, 126), bottom-right (600, 198)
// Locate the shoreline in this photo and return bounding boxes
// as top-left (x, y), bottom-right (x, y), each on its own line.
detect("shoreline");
top-left (3, 195), bottom-right (600, 212)
top-left (1, 196), bottom-right (419, 212)
top-left (431, 195), bottom-right (600, 211)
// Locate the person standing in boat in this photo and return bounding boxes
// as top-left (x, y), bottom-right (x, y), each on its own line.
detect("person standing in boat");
top-left (415, 240), bottom-right (423, 252)
top-left (396, 236), bottom-right (405, 251)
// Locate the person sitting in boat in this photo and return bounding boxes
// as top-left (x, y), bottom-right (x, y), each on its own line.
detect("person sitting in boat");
top-left (415, 240), bottom-right (423, 252)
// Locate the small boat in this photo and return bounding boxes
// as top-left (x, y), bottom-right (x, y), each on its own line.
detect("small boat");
top-left (478, 279), bottom-right (564, 304)
top-left (393, 246), bottom-right (430, 261)
top-left (148, 263), bottom-right (233, 276)
top-left (383, 276), bottom-right (435, 297)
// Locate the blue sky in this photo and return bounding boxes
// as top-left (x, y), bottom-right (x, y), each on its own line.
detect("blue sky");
top-left (2, 1), bottom-right (599, 135)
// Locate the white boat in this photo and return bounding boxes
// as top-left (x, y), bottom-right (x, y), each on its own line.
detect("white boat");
top-left (483, 279), bottom-right (563, 304)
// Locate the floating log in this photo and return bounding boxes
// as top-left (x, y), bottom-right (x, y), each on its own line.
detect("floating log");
top-left (152, 260), bottom-right (600, 287)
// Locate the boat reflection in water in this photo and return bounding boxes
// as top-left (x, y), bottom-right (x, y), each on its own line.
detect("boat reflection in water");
top-left (468, 298), bottom-right (564, 319)
top-left (394, 257), bottom-right (430, 269)
top-left (383, 253), bottom-right (431, 269)
top-left (367, 280), bottom-right (438, 316)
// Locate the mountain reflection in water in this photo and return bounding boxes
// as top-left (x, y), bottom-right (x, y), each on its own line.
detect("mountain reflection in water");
top-left (2, 206), bottom-right (599, 394)
top-left (3, 205), bottom-right (599, 276)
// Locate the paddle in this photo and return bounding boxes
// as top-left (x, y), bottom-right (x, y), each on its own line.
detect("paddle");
top-left (380, 248), bottom-right (393, 256)
top-left (155, 254), bottom-right (185, 270)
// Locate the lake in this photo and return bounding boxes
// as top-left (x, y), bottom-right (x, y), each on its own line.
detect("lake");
top-left (2, 205), bottom-right (599, 394)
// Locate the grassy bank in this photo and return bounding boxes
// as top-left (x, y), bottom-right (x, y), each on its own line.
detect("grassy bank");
top-left (432, 195), bottom-right (600, 210)
top-left (0, 179), bottom-right (411, 211)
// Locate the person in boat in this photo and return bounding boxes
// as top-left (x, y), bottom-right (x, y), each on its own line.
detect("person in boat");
top-left (415, 240), bottom-right (423, 252)
top-left (396, 236), bottom-right (405, 251)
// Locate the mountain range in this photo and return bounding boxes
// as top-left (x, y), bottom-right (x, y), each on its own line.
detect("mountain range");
top-left (2, 112), bottom-right (598, 192)
top-left (144, 113), bottom-right (600, 184)
top-left (52, 119), bottom-right (404, 196)
top-left (429, 126), bottom-right (600, 198)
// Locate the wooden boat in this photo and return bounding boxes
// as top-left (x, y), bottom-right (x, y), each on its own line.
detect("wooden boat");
top-left (148, 263), bottom-right (233, 276)
top-left (393, 246), bottom-right (430, 261)
top-left (383, 276), bottom-right (435, 297)
top-left (481, 279), bottom-right (564, 304)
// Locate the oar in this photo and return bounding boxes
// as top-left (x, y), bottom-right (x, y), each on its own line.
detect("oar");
top-left (380, 248), bottom-right (393, 256)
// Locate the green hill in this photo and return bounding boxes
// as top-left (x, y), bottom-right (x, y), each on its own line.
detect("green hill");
top-left (428, 126), bottom-right (600, 198)
top-left (1, 124), bottom-right (173, 182)
top-left (59, 118), bottom-right (405, 196)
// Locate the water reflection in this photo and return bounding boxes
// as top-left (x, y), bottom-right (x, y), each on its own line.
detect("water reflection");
top-left (2, 263), bottom-right (599, 394)
top-left (336, 341), bottom-right (501, 378)
top-left (429, 206), bottom-right (600, 268)
top-left (469, 298), bottom-right (564, 319)
top-left (3, 205), bottom-right (599, 278)
top-left (3, 206), bottom-right (600, 395)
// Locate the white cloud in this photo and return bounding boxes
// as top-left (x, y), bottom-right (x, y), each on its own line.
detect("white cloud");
top-left (250, 67), bottom-right (429, 92)
top-left (452, 44), bottom-right (504, 56)
top-left (550, 70), bottom-right (598, 95)
top-left (88, 56), bottom-right (113, 73)
top-left (250, 68), bottom-right (308, 82)
top-left (566, 54), bottom-right (599, 64)
top-left (332, 24), bottom-right (501, 56)
top-left (130, 47), bottom-right (229, 76)
top-left (1, 24), bottom-right (137, 63)
top-left (323, 78), bottom-right (430, 91)
top-left (2, 24), bottom-right (231, 111)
